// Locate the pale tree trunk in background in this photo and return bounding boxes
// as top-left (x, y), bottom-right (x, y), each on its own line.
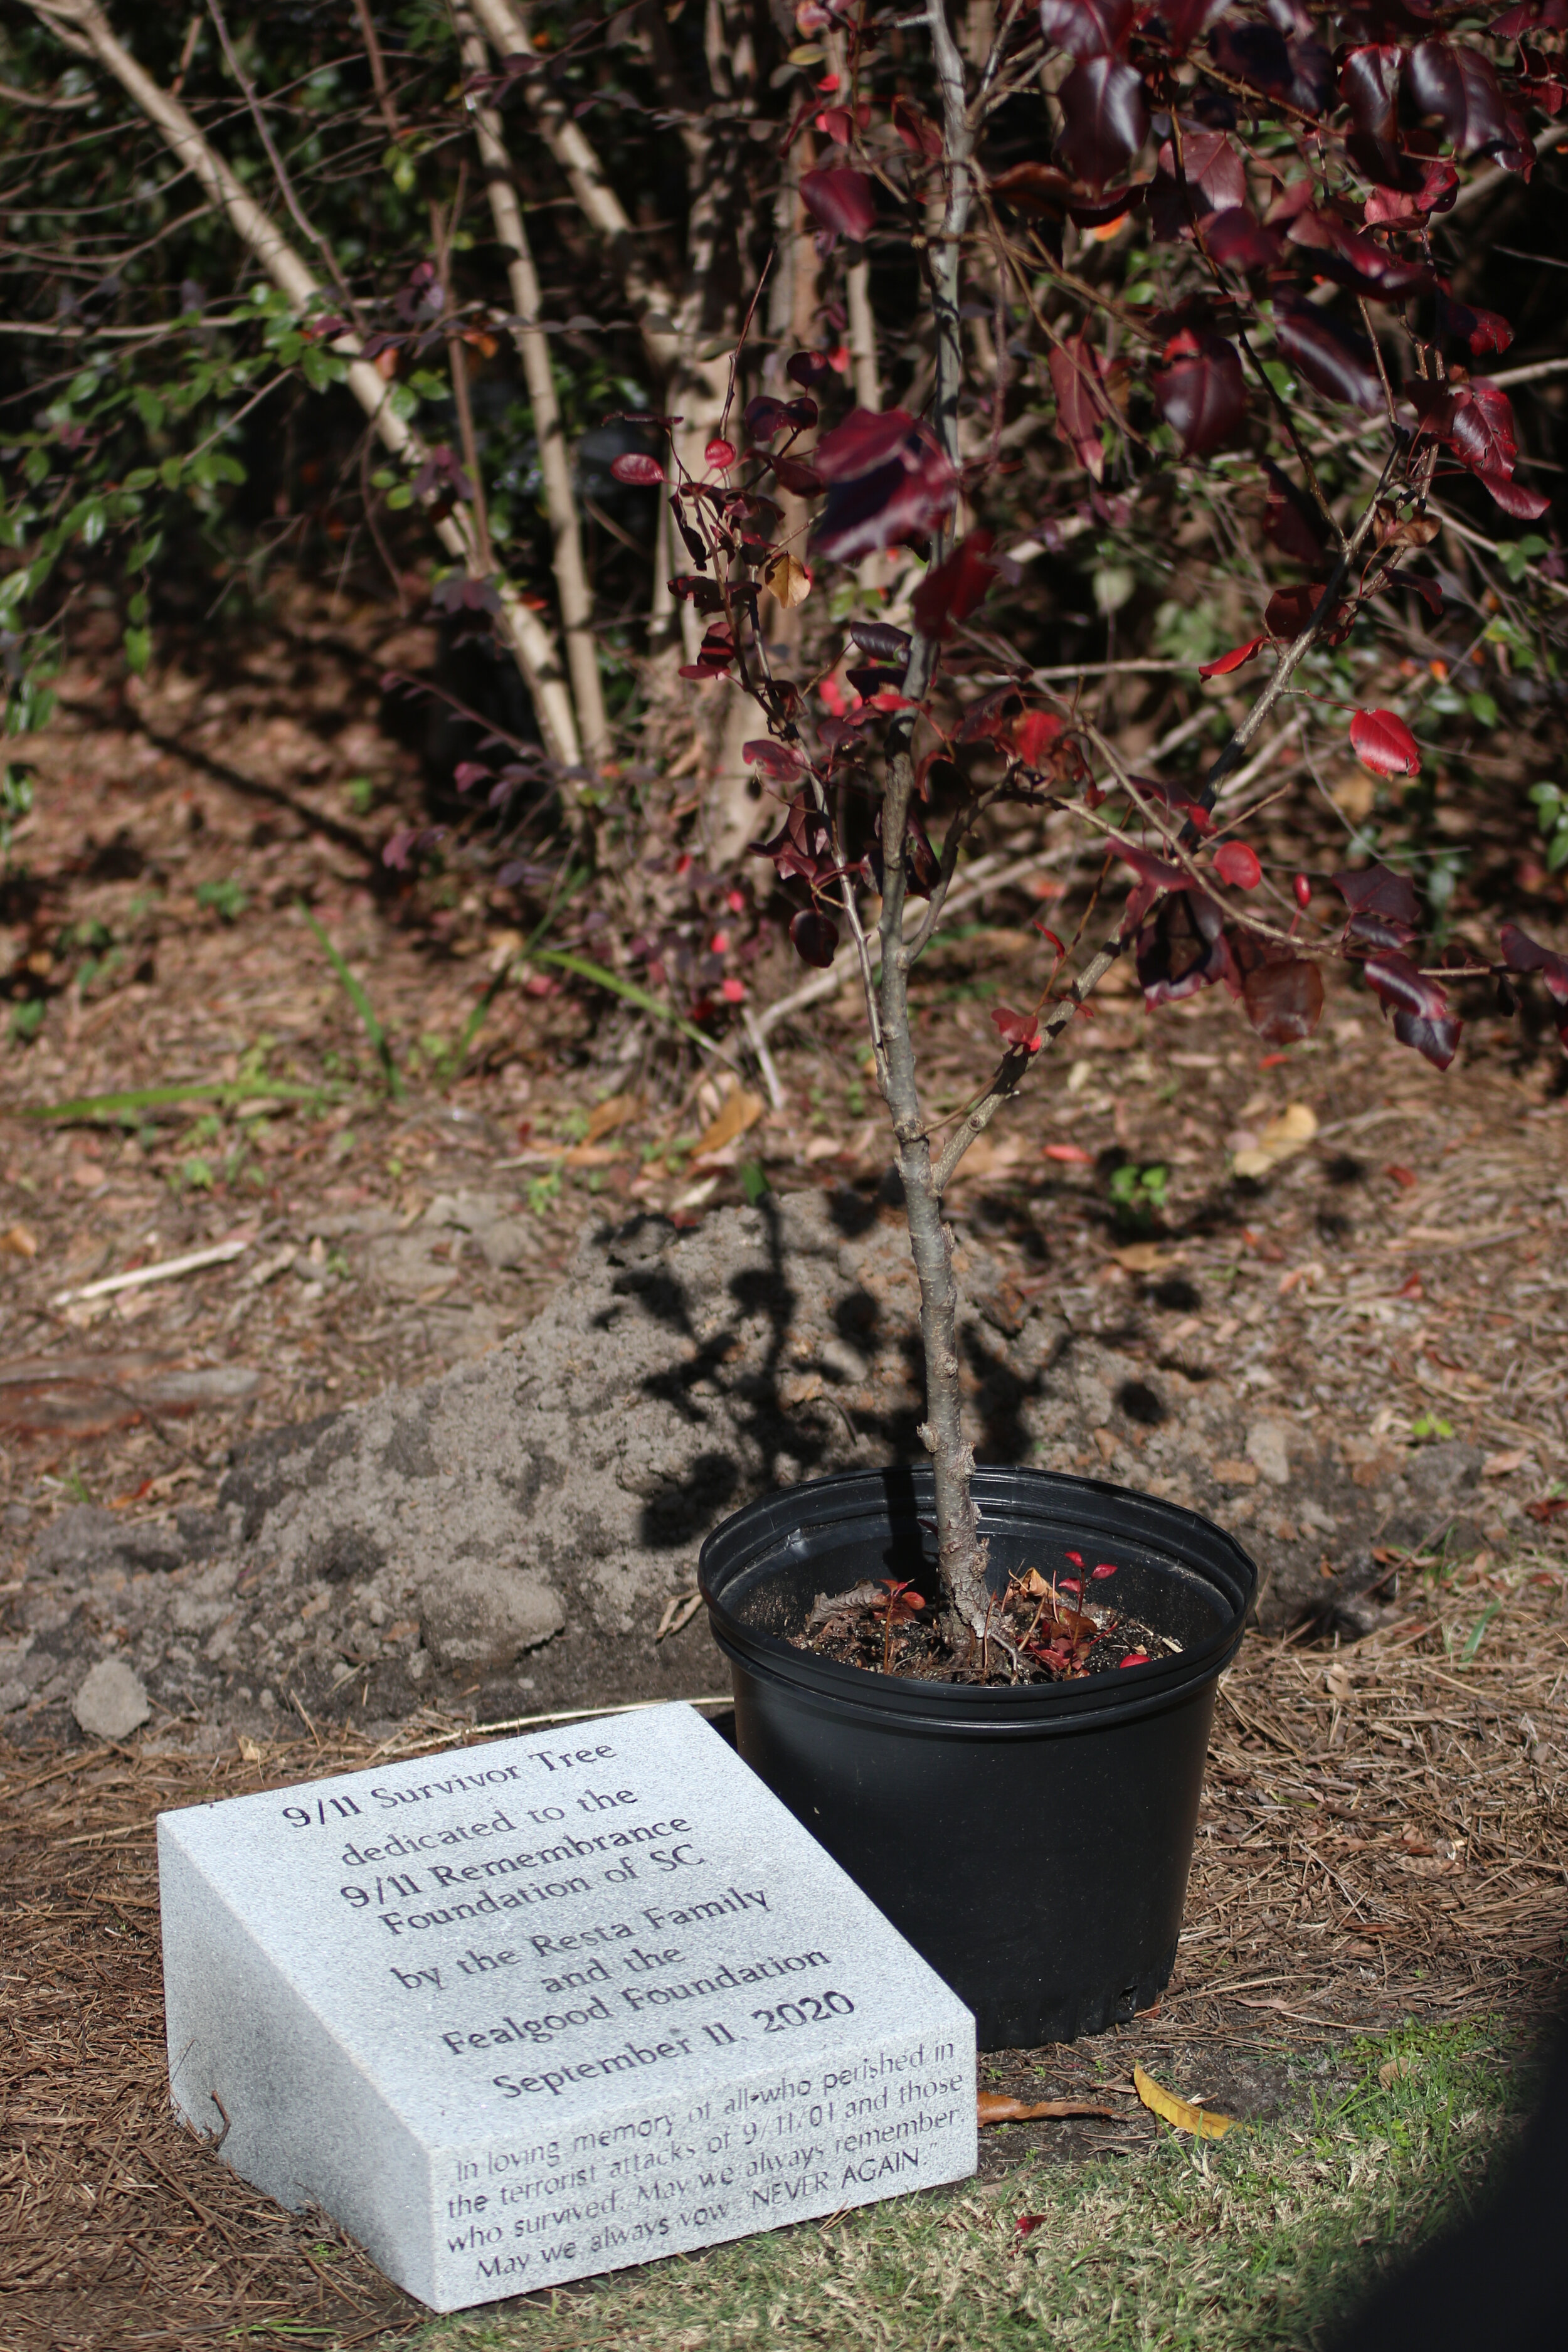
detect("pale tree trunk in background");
top-left (455, 6), bottom-right (609, 766)
top-left (25, 0), bottom-right (581, 769)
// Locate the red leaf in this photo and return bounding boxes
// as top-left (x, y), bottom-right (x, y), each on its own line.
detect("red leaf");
top-left (913, 531), bottom-right (999, 638)
top-left (1049, 335), bottom-right (1115, 478)
top-left (1115, 840), bottom-right (1188, 891)
top-left (987, 161), bottom-right (1075, 215)
top-left (704, 437), bottom-right (736, 469)
top-left (1045, 1143), bottom-right (1093, 1163)
top-left (1055, 56), bottom-right (1149, 190)
top-left (1016, 2213), bottom-right (1049, 2236)
top-left (743, 738), bottom-right (810, 778)
top-left (1119, 1652), bottom-right (1151, 1668)
top-left (1214, 841), bottom-right (1262, 891)
top-left (677, 661), bottom-right (731, 682)
top-left (1362, 950), bottom-right (1449, 1024)
top-left (800, 166), bottom-right (877, 243)
top-left (611, 452), bottom-right (666, 485)
top-left (891, 95), bottom-right (944, 156)
top-left (771, 454), bottom-right (825, 496)
top-left (992, 1004), bottom-right (1043, 1053)
top-left (787, 351), bottom-right (833, 389)
top-left (1039, 0), bottom-right (1135, 58)
top-left (1199, 636), bottom-right (1266, 678)
top-left (1154, 333), bottom-right (1247, 457)
top-left (1478, 472), bottom-right (1550, 521)
top-left (1332, 862), bottom-right (1420, 933)
top-left (1012, 709), bottom-right (1068, 764)
top-left (789, 908), bottom-right (840, 967)
top-left (1349, 709), bottom-right (1421, 777)
top-left (1092, 1562), bottom-right (1118, 1579)
top-left (1242, 956), bottom-right (1324, 1043)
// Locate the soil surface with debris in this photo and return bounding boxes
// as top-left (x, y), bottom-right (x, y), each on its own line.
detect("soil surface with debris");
top-left (0, 593), bottom-right (1564, 1747)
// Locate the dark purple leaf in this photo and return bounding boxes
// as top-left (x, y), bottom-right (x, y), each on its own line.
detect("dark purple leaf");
top-left (1333, 862), bottom-right (1421, 934)
top-left (811, 410), bottom-right (958, 563)
top-left (1364, 949), bottom-right (1450, 1024)
top-left (453, 760), bottom-right (490, 793)
top-left (1407, 39), bottom-right (1507, 154)
top-left (1500, 921), bottom-right (1568, 1002)
top-left (1154, 331), bottom-right (1247, 456)
top-left (1039, 0), bottom-right (1134, 58)
top-left (744, 395), bottom-right (793, 442)
top-left (1382, 568), bottom-right (1444, 617)
top-left (744, 738), bottom-right (810, 778)
top-left (771, 454), bottom-right (825, 495)
top-left (1274, 295), bottom-right (1383, 412)
top-left (1135, 892), bottom-right (1232, 1005)
top-left (1480, 472), bottom-right (1550, 519)
top-left (1243, 956), bottom-right (1324, 1042)
top-left (800, 167), bottom-right (877, 244)
top-left (1056, 56), bottom-right (1149, 189)
top-left (1393, 1009), bottom-right (1463, 1067)
top-left (1263, 458), bottom-right (1331, 566)
top-left (848, 619), bottom-right (912, 663)
top-left (787, 351), bottom-right (834, 388)
top-left (1288, 34), bottom-right (1334, 114)
top-left (1118, 840), bottom-right (1190, 890)
top-left (1204, 207), bottom-right (1283, 272)
top-left (790, 908), bottom-right (840, 967)
top-left (1340, 43), bottom-right (1401, 139)
top-left (1209, 18), bottom-right (1291, 97)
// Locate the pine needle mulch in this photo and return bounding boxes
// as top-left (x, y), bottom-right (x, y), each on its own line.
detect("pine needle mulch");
top-left (3, 1555), bottom-right (1566, 2352)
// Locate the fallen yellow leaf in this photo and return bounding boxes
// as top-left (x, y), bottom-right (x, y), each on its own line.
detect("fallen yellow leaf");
top-left (0, 1222), bottom-right (38, 1259)
top-left (238, 1735), bottom-right (263, 1764)
top-left (694, 1088), bottom-right (765, 1158)
top-left (1234, 1102), bottom-right (1317, 1179)
top-left (1133, 2063), bottom-right (1236, 2139)
top-left (1113, 1242), bottom-right (1181, 1275)
top-left (766, 551), bottom-right (812, 609)
top-left (561, 1143), bottom-right (626, 1170)
top-left (585, 1091), bottom-right (640, 1145)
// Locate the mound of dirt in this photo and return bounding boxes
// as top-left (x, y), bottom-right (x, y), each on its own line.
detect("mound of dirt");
top-left (2, 1192), bottom-right (1502, 1745)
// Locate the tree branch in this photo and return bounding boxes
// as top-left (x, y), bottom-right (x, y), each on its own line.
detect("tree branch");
top-left (23, 0), bottom-right (581, 771)
top-left (455, 4), bottom-right (608, 763)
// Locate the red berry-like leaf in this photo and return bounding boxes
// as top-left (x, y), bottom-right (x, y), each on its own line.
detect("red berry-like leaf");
top-left (800, 166), bottom-right (876, 244)
top-left (912, 529), bottom-right (998, 639)
top-left (1154, 332), bottom-right (1247, 457)
top-left (1055, 56), bottom-right (1149, 189)
top-left (704, 437), bottom-right (736, 469)
top-left (1293, 874), bottom-right (1313, 910)
top-left (992, 1005), bottom-right (1044, 1053)
top-left (790, 907), bottom-right (840, 967)
top-left (1242, 955), bottom-right (1325, 1043)
top-left (1199, 636), bottom-right (1267, 679)
top-left (1349, 709), bottom-right (1421, 776)
top-left (610, 452), bottom-right (665, 485)
top-left (1214, 841), bottom-right (1262, 891)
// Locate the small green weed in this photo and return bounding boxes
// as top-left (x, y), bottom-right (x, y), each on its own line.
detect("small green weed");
top-left (196, 876), bottom-right (248, 923)
top-left (1108, 1161), bottom-right (1169, 1232)
top-left (1411, 1411), bottom-right (1455, 1442)
top-left (9, 999), bottom-right (44, 1044)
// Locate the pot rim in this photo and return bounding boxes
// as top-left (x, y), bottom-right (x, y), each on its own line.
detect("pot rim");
top-left (698, 1463), bottom-right (1256, 1735)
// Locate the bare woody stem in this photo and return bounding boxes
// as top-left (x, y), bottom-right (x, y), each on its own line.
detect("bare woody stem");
top-left (455, 4), bottom-right (610, 763)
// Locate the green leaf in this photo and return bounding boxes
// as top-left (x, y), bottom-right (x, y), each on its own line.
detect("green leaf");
top-left (160, 456), bottom-right (184, 490)
top-left (297, 903), bottom-right (405, 1099)
top-left (124, 625), bottom-right (151, 675)
top-left (1547, 827), bottom-right (1568, 874)
top-left (23, 447), bottom-right (48, 487)
top-left (1466, 691), bottom-right (1499, 728)
top-left (388, 381), bottom-right (419, 422)
top-left (122, 467), bottom-right (157, 492)
top-left (133, 386), bottom-right (165, 432)
top-left (386, 484), bottom-right (413, 509)
top-left (24, 1077), bottom-right (341, 1124)
top-left (532, 950), bottom-right (732, 1061)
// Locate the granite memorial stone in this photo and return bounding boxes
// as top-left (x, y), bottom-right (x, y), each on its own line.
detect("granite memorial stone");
top-left (159, 1703), bottom-right (976, 2312)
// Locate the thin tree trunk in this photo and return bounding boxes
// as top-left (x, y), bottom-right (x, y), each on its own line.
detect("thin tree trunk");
top-left (871, 0), bottom-right (988, 1636)
top-left (455, 6), bottom-right (610, 766)
top-left (26, 0), bottom-right (580, 770)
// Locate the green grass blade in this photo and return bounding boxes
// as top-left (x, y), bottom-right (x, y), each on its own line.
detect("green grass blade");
top-left (533, 950), bottom-right (728, 1059)
top-left (24, 1078), bottom-right (339, 1124)
top-left (297, 904), bottom-right (405, 1100)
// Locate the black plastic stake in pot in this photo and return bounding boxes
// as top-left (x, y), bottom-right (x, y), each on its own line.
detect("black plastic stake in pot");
top-left (699, 1465), bottom-right (1256, 2052)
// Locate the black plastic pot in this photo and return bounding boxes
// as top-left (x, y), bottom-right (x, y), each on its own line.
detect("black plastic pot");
top-left (698, 1464), bottom-right (1255, 2051)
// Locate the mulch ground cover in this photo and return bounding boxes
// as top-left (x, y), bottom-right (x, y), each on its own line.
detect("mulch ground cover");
top-left (5, 1553), bottom-right (1564, 2350)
